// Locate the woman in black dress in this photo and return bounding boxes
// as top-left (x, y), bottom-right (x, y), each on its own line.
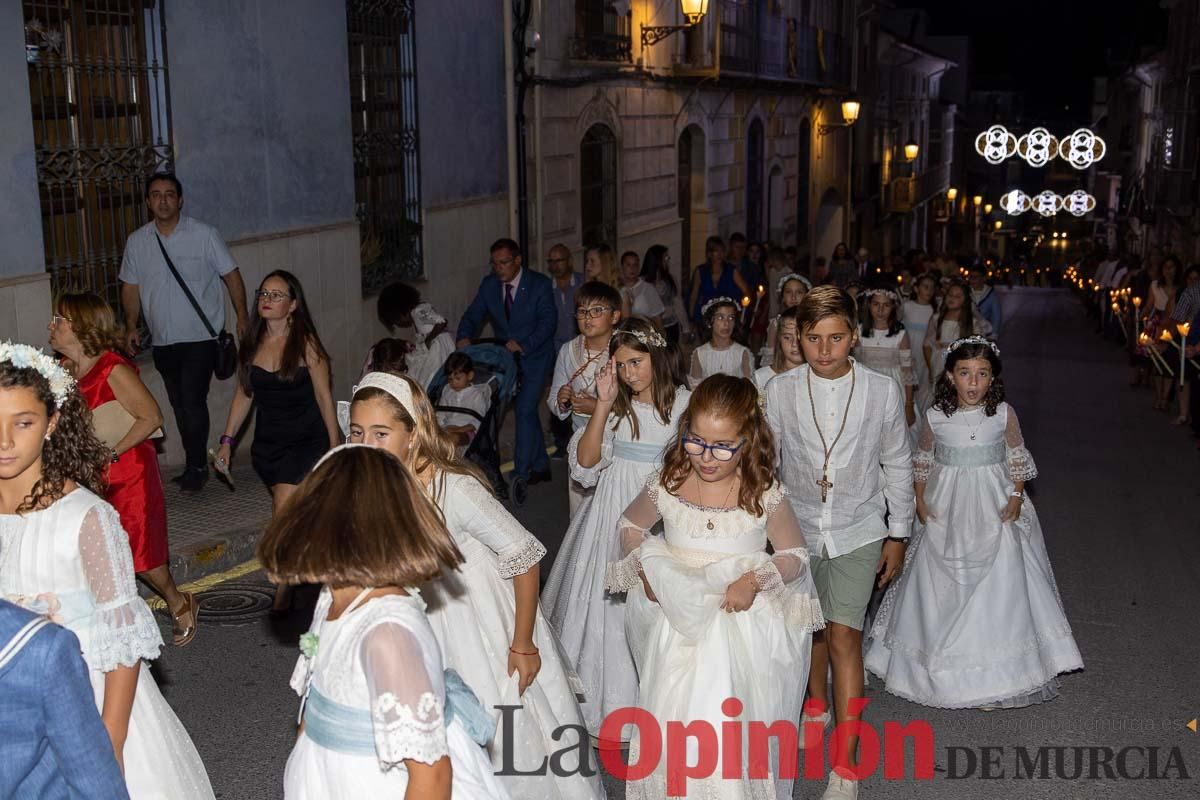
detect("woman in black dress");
top-left (214, 270), bottom-right (339, 611)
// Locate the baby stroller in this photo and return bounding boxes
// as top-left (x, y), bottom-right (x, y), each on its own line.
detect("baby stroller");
top-left (426, 338), bottom-right (520, 501)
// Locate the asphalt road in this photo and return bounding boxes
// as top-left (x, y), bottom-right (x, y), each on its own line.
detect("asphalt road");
top-left (150, 288), bottom-right (1200, 798)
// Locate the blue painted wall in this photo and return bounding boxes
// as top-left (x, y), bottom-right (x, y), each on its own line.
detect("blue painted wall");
top-left (417, 0), bottom-right (507, 206)
top-left (166, 0), bottom-right (356, 239)
top-left (0, 2), bottom-right (46, 277)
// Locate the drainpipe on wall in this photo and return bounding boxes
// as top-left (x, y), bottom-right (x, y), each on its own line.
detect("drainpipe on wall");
top-left (504, 0), bottom-right (519, 240)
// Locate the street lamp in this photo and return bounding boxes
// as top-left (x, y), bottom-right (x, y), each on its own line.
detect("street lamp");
top-left (904, 140), bottom-right (920, 162)
top-left (819, 97), bottom-right (861, 134)
top-left (947, 187), bottom-right (958, 201)
top-left (984, 203), bottom-right (993, 215)
top-left (817, 97), bottom-right (860, 243)
top-left (973, 195), bottom-right (983, 208)
top-left (994, 220), bottom-right (1002, 230)
top-left (641, 0), bottom-right (709, 47)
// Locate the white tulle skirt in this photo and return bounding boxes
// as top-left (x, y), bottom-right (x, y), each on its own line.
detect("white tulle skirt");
top-left (865, 463), bottom-right (1083, 709)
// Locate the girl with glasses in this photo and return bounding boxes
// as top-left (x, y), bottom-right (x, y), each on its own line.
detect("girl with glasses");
top-left (606, 374), bottom-right (823, 799)
top-left (543, 317), bottom-right (689, 748)
top-left (689, 296), bottom-right (754, 388)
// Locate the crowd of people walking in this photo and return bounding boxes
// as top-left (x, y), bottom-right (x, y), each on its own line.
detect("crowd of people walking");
top-left (0, 170), bottom-right (1092, 800)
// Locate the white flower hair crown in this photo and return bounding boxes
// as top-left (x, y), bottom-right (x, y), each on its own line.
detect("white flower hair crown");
top-left (701, 296), bottom-right (738, 316)
top-left (0, 341), bottom-right (76, 409)
top-left (945, 335), bottom-right (1000, 357)
top-left (863, 288), bottom-right (900, 303)
top-left (777, 273), bottom-right (813, 293)
top-left (619, 327), bottom-right (667, 349)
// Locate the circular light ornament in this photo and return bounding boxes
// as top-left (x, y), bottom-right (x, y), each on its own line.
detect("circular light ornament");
top-left (1060, 128), bottom-right (1106, 169)
top-left (1018, 127), bottom-right (1059, 168)
top-left (999, 189), bottom-right (1031, 216)
top-left (975, 124), bottom-right (1017, 165)
top-left (1032, 190), bottom-right (1063, 217)
top-left (1063, 189), bottom-right (1096, 217)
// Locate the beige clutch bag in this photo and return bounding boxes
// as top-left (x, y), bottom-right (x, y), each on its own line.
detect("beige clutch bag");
top-left (91, 400), bottom-right (163, 450)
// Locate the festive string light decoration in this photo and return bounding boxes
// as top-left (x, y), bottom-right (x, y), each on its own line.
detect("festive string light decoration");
top-left (1060, 128), bottom-right (1106, 169)
top-left (1032, 190), bottom-right (1063, 217)
top-left (1017, 127), bottom-right (1058, 168)
top-left (1063, 189), bottom-right (1096, 216)
top-left (974, 124), bottom-right (1017, 165)
top-left (1000, 189), bottom-right (1031, 215)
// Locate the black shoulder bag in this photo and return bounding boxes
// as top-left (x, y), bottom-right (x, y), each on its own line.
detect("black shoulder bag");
top-left (155, 234), bottom-right (238, 380)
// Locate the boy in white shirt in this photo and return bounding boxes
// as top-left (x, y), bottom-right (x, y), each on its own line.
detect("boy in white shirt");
top-left (436, 352), bottom-right (491, 457)
top-left (764, 286), bottom-right (914, 800)
top-left (547, 280), bottom-right (623, 516)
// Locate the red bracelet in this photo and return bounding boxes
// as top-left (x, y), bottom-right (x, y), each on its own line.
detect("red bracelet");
top-left (509, 646), bottom-right (539, 656)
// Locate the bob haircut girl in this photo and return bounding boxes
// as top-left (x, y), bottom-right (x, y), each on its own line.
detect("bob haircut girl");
top-left (258, 444), bottom-right (461, 587)
top-left (607, 317), bottom-right (681, 440)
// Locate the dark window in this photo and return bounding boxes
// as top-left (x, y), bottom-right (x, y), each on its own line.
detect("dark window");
top-left (572, 0), bottom-right (631, 62)
top-left (746, 119), bottom-right (764, 242)
top-left (24, 0), bottom-right (173, 304)
top-left (796, 119), bottom-right (811, 245)
top-left (580, 124), bottom-right (617, 248)
top-left (348, 0), bottom-right (423, 294)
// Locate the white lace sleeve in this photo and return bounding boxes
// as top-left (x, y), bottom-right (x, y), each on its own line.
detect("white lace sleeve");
top-left (445, 475), bottom-right (545, 578)
top-left (567, 416), bottom-right (616, 487)
top-left (898, 332), bottom-right (917, 386)
top-left (605, 484), bottom-right (662, 592)
top-left (755, 490), bottom-right (824, 629)
top-left (361, 621), bottom-right (449, 769)
top-left (1003, 405), bottom-right (1038, 481)
top-left (912, 410), bottom-right (936, 483)
top-left (78, 503), bottom-right (163, 671)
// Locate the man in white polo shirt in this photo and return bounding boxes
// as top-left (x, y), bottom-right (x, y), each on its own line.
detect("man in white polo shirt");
top-left (119, 173), bottom-right (249, 492)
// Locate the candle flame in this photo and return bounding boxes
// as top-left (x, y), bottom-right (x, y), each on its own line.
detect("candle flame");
top-left (1133, 296), bottom-right (1142, 306)
top-left (1179, 323), bottom-right (1192, 336)
top-left (741, 296), bottom-right (751, 307)
top-left (1160, 329), bottom-right (1174, 342)
top-left (1138, 333), bottom-right (1150, 345)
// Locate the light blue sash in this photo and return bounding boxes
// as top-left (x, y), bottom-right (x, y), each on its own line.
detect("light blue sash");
top-left (935, 441), bottom-right (1004, 468)
top-left (303, 668), bottom-right (495, 756)
top-left (613, 440), bottom-right (664, 464)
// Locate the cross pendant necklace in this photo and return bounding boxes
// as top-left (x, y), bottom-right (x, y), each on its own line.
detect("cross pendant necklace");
top-left (806, 366), bottom-right (856, 503)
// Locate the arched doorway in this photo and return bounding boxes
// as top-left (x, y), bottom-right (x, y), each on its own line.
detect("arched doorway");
top-left (814, 187), bottom-right (844, 267)
top-left (677, 124), bottom-right (706, 299)
top-left (796, 119), bottom-right (811, 251)
top-left (745, 119), bottom-right (764, 242)
top-left (580, 123), bottom-right (618, 247)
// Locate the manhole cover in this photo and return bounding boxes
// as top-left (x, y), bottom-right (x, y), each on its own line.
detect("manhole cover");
top-left (196, 582), bottom-right (276, 623)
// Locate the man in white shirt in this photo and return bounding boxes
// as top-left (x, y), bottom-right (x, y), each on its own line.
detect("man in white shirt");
top-left (119, 173), bottom-right (249, 492)
top-left (765, 286), bottom-right (913, 800)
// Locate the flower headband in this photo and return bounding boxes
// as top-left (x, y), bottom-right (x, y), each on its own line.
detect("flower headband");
top-left (336, 371), bottom-right (419, 436)
top-left (618, 327), bottom-right (667, 349)
top-left (945, 335), bottom-right (1000, 357)
top-left (777, 273), bottom-right (812, 293)
top-left (701, 296), bottom-right (738, 316)
top-left (863, 288), bottom-right (900, 304)
top-left (0, 341), bottom-right (75, 409)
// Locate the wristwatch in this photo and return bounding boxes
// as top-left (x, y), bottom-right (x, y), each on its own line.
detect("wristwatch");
top-left (1010, 490), bottom-right (1024, 499)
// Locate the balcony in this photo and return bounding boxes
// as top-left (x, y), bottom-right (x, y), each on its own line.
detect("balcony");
top-left (887, 178), bottom-right (917, 214)
top-left (718, 0), bottom-right (849, 86)
top-left (571, 0), bottom-right (631, 62)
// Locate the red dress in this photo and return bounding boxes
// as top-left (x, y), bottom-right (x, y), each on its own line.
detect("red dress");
top-left (78, 350), bottom-right (169, 572)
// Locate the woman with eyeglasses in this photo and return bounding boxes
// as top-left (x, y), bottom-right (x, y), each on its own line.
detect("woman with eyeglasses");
top-left (214, 270), bottom-right (339, 614)
top-left (606, 374), bottom-right (822, 799)
top-left (50, 292), bottom-right (196, 646)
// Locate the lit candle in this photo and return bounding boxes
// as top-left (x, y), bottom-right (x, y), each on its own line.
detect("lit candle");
top-left (1177, 323), bottom-right (1191, 389)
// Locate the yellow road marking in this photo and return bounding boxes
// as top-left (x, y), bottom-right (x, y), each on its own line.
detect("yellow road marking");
top-left (145, 558), bottom-right (262, 611)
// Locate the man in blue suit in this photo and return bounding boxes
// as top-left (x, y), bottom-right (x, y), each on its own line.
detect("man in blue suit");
top-left (0, 598), bottom-right (130, 798)
top-left (457, 238), bottom-right (557, 505)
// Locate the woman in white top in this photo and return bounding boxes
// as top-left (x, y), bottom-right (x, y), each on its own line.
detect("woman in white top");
top-left (619, 250), bottom-right (665, 327)
top-left (901, 273), bottom-right (938, 411)
top-left (923, 280), bottom-right (992, 383)
top-left (690, 297), bottom-right (753, 388)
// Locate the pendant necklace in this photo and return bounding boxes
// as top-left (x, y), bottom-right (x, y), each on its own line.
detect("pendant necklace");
top-left (961, 404), bottom-right (985, 440)
top-left (695, 472), bottom-right (737, 531)
top-left (807, 366), bottom-right (856, 503)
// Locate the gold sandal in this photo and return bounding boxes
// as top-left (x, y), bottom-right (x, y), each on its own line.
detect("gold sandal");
top-left (172, 592), bottom-right (199, 647)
